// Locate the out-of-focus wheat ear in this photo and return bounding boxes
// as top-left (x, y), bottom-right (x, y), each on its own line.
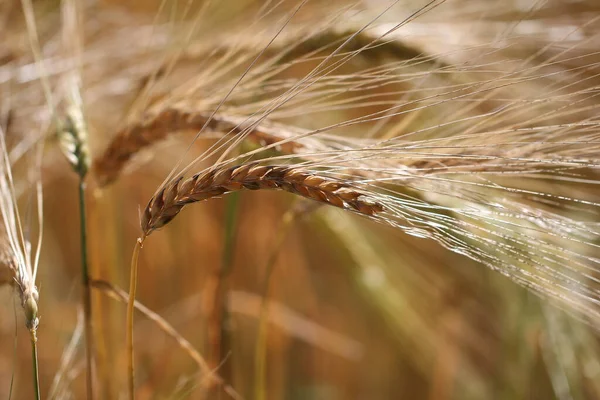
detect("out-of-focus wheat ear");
top-left (0, 115), bottom-right (41, 399)
top-left (141, 163), bottom-right (385, 237)
top-left (58, 79), bottom-right (95, 399)
top-left (58, 90), bottom-right (90, 179)
top-left (93, 108), bottom-right (307, 187)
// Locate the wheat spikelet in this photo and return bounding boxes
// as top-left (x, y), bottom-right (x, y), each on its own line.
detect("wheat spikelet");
top-left (57, 81), bottom-right (90, 178)
top-left (0, 126), bottom-right (41, 335)
top-left (141, 163), bottom-right (384, 236)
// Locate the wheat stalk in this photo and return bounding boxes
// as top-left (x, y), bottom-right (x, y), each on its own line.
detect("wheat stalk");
top-left (128, 162), bottom-right (383, 397)
top-left (53, 0), bottom-right (96, 396)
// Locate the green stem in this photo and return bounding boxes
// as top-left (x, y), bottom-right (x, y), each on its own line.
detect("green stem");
top-left (221, 192), bottom-right (241, 277)
top-left (79, 179), bottom-right (94, 399)
top-left (210, 192), bottom-right (241, 382)
top-left (30, 330), bottom-right (40, 400)
top-left (254, 204), bottom-right (307, 400)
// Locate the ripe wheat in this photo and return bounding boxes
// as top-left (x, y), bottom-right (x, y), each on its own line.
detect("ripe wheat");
top-left (141, 163), bottom-right (385, 236)
top-left (122, 0), bottom-right (600, 329)
top-left (4, 0), bottom-right (600, 398)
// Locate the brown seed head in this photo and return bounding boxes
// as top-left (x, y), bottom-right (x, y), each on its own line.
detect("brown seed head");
top-left (141, 164), bottom-right (384, 236)
top-left (94, 108), bottom-right (306, 186)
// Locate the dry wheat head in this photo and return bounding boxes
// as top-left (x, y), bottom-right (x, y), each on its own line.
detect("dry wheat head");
top-left (141, 163), bottom-right (385, 236)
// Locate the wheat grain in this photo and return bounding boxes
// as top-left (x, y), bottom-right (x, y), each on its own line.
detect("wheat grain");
top-left (141, 163), bottom-right (384, 236)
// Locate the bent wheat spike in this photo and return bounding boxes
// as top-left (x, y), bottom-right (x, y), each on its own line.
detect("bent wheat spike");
top-left (141, 164), bottom-right (384, 236)
top-left (94, 108), bottom-right (306, 187)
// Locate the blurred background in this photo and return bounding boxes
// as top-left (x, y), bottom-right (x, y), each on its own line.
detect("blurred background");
top-left (2, 0), bottom-right (600, 399)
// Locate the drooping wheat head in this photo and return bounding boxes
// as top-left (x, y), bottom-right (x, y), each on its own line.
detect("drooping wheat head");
top-left (124, 0), bottom-right (600, 330)
top-left (141, 163), bottom-right (385, 236)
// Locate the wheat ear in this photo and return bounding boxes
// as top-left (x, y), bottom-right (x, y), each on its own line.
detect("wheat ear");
top-left (57, 75), bottom-right (95, 399)
top-left (141, 163), bottom-right (384, 236)
top-left (94, 108), bottom-right (307, 186)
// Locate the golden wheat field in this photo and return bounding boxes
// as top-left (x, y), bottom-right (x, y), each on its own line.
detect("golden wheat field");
top-left (2, 0), bottom-right (600, 398)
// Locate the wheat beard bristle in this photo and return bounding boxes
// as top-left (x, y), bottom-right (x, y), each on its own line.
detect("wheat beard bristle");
top-left (141, 163), bottom-right (384, 236)
top-left (94, 108), bottom-right (305, 186)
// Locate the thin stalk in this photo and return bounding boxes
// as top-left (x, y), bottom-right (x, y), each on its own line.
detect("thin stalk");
top-left (90, 184), bottom-right (121, 398)
top-left (30, 329), bottom-right (40, 400)
top-left (208, 192), bottom-right (240, 384)
top-left (221, 192), bottom-right (241, 278)
top-left (79, 179), bottom-right (94, 399)
top-left (89, 279), bottom-right (238, 396)
top-left (254, 203), bottom-right (314, 400)
top-left (127, 237), bottom-right (144, 400)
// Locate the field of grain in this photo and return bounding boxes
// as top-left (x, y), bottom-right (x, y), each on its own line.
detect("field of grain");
top-left (1, 0), bottom-right (600, 399)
